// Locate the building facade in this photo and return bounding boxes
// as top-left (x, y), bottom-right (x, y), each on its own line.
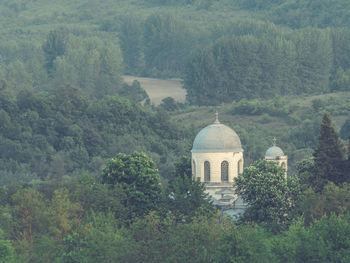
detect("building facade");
top-left (191, 114), bottom-right (287, 205)
top-left (191, 113), bottom-right (243, 202)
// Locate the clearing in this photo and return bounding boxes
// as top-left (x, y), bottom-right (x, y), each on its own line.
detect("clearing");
top-left (123, 75), bottom-right (186, 106)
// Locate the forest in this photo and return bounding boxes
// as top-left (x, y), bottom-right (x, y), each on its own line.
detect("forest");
top-left (0, 0), bottom-right (350, 262)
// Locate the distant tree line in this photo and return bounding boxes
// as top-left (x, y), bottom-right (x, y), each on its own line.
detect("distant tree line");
top-left (267, 0), bottom-right (350, 28)
top-left (117, 12), bottom-right (202, 77)
top-left (184, 23), bottom-right (350, 105)
top-left (1, 8), bottom-right (350, 106)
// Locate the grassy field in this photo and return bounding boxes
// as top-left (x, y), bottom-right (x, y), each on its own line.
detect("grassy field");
top-left (173, 91), bottom-right (350, 128)
top-left (123, 75), bottom-right (186, 105)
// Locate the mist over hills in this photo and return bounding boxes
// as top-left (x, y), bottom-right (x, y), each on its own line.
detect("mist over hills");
top-left (1, 2), bottom-right (350, 262)
top-left (0, 0), bottom-right (349, 181)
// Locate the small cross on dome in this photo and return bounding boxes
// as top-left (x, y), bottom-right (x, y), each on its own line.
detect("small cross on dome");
top-left (273, 137), bottom-right (277, 146)
top-left (214, 111), bottom-right (220, 124)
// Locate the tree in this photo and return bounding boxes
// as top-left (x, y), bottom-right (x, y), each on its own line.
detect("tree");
top-left (330, 67), bottom-right (350, 91)
top-left (213, 223), bottom-right (273, 263)
top-left (52, 37), bottom-right (123, 98)
top-left (164, 156), bottom-right (215, 221)
top-left (184, 34), bottom-right (297, 105)
top-left (159, 97), bottom-right (179, 112)
top-left (70, 175), bottom-right (130, 224)
top-left (295, 158), bottom-right (316, 189)
top-left (101, 152), bottom-right (162, 217)
top-left (42, 29), bottom-right (68, 74)
top-left (273, 213), bottom-right (350, 263)
top-left (48, 188), bottom-right (83, 240)
top-left (297, 182), bottom-right (350, 224)
top-left (10, 188), bottom-right (48, 243)
top-left (173, 156), bottom-right (192, 179)
top-left (143, 12), bottom-right (194, 76)
top-left (8, 188), bottom-right (53, 262)
top-left (331, 28), bottom-right (350, 74)
top-left (127, 212), bottom-right (221, 263)
top-left (234, 160), bottom-right (300, 225)
top-left (184, 47), bottom-right (218, 105)
top-left (293, 28), bottom-right (332, 94)
top-left (165, 175), bottom-right (215, 222)
top-left (61, 212), bottom-right (131, 263)
top-left (119, 16), bottom-right (145, 75)
top-left (343, 142), bottom-right (350, 184)
top-left (0, 230), bottom-right (13, 263)
top-left (118, 80), bottom-right (148, 103)
top-left (53, 84), bottom-right (89, 116)
top-left (313, 113), bottom-right (346, 190)
top-left (340, 118), bottom-right (350, 140)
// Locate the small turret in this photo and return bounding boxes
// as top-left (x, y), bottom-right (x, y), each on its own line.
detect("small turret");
top-left (264, 137), bottom-right (288, 175)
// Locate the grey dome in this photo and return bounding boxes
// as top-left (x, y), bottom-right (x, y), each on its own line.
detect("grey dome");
top-left (191, 122), bottom-right (243, 153)
top-left (265, 146), bottom-right (284, 157)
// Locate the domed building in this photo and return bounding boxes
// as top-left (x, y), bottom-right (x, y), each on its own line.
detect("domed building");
top-left (264, 137), bottom-right (288, 175)
top-left (191, 113), bottom-right (243, 201)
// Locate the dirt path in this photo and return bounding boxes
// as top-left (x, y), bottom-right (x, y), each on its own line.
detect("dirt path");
top-left (123, 75), bottom-right (186, 106)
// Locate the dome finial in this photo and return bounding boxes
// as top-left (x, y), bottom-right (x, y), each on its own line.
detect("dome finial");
top-left (273, 137), bottom-right (277, 146)
top-left (214, 111), bottom-right (220, 124)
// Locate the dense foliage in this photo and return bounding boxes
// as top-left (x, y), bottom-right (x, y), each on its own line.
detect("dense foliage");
top-left (1, 176), bottom-right (350, 262)
top-left (184, 26), bottom-right (338, 105)
top-left (0, 85), bottom-right (189, 184)
top-left (165, 156), bottom-right (215, 222)
top-left (101, 152), bottom-right (162, 217)
top-left (234, 160), bottom-right (300, 225)
top-left (2, 0), bottom-right (350, 104)
top-left (1, 0), bottom-right (350, 261)
top-left (0, 114), bottom-right (349, 262)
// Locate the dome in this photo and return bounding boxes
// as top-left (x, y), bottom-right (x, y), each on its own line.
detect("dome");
top-left (265, 146), bottom-right (284, 157)
top-left (191, 117), bottom-right (243, 153)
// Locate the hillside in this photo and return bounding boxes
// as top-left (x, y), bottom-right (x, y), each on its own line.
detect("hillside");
top-left (1, 1), bottom-right (350, 262)
top-left (2, 0), bottom-right (350, 107)
top-left (172, 91), bottom-right (350, 172)
top-left (0, 0), bottom-right (349, 180)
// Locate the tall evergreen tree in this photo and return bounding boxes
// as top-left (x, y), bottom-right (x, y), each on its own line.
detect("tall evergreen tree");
top-left (313, 113), bottom-right (345, 191)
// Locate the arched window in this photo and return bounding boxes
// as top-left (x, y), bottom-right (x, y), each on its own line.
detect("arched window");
top-left (237, 160), bottom-right (243, 174)
top-left (221, 161), bottom-right (229, 181)
top-left (192, 160), bottom-right (196, 177)
top-left (204, 161), bottom-right (210, 182)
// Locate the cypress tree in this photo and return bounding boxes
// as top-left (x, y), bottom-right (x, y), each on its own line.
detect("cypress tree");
top-left (313, 113), bottom-right (345, 191)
